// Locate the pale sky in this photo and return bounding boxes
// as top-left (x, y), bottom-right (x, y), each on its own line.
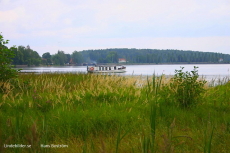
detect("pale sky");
top-left (1, 0), bottom-right (230, 56)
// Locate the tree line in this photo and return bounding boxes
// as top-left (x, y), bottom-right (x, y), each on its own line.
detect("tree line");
top-left (11, 47), bottom-right (230, 66)
top-left (79, 48), bottom-right (230, 64)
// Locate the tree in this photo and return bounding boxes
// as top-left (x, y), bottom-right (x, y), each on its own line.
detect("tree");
top-left (65, 54), bottom-right (71, 64)
top-left (52, 51), bottom-right (67, 65)
top-left (106, 51), bottom-right (118, 63)
top-left (42, 52), bottom-right (52, 65)
top-left (12, 48), bottom-right (24, 65)
top-left (30, 50), bottom-right (41, 66)
top-left (72, 51), bottom-right (83, 64)
top-left (0, 33), bottom-right (19, 81)
top-left (12, 45), bottom-right (41, 66)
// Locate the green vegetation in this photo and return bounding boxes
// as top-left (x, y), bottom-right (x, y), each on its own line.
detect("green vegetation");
top-left (12, 48), bottom-right (230, 66)
top-left (79, 48), bottom-right (230, 64)
top-left (170, 66), bottom-right (207, 108)
top-left (1, 34), bottom-right (230, 152)
top-left (0, 34), bottom-right (19, 82)
top-left (12, 45), bottom-right (41, 66)
top-left (0, 70), bottom-right (230, 152)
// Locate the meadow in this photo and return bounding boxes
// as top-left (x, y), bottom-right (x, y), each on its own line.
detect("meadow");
top-left (0, 70), bottom-right (230, 153)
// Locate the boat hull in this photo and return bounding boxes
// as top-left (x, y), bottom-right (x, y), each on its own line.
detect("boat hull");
top-left (87, 65), bottom-right (126, 73)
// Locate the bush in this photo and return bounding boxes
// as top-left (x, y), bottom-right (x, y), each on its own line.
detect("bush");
top-left (0, 33), bottom-right (19, 82)
top-left (170, 66), bottom-right (206, 108)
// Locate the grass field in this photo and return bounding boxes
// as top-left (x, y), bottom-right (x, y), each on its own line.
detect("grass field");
top-left (0, 72), bottom-right (230, 153)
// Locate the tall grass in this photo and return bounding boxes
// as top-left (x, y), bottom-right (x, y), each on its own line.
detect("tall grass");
top-left (0, 72), bottom-right (230, 152)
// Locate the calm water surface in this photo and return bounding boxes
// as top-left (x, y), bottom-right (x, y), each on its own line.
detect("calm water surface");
top-left (20, 64), bottom-right (230, 82)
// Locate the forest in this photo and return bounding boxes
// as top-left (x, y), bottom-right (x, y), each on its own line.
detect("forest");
top-left (11, 46), bottom-right (230, 66)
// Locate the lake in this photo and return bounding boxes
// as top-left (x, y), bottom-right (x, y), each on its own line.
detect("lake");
top-left (19, 64), bottom-right (230, 84)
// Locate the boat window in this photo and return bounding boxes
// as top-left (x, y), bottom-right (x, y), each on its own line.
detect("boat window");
top-left (114, 66), bottom-right (116, 70)
top-left (109, 67), bottom-right (111, 70)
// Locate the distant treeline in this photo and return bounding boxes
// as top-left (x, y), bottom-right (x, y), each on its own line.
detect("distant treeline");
top-left (80, 48), bottom-right (230, 64)
top-left (12, 45), bottom-right (41, 66)
top-left (12, 46), bottom-right (230, 66)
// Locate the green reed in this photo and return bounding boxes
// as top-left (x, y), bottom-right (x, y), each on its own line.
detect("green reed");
top-left (0, 72), bottom-right (230, 152)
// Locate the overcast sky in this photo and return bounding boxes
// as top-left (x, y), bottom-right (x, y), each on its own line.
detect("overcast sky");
top-left (1, 0), bottom-right (230, 56)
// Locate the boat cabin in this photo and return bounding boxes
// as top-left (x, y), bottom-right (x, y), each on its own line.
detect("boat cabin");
top-left (87, 65), bottom-right (126, 73)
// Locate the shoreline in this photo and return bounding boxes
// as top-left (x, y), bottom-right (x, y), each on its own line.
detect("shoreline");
top-left (14, 62), bottom-right (230, 68)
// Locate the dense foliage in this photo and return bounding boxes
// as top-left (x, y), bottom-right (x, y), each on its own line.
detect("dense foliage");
top-left (0, 34), bottom-right (19, 81)
top-left (10, 48), bottom-right (230, 66)
top-left (79, 48), bottom-right (230, 64)
top-left (170, 66), bottom-right (207, 108)
top-left (12, 45), bottom-right (41, 66)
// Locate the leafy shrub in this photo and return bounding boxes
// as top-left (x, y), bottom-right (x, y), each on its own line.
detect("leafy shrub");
top-left (0, 33), bottom-right (19, 82)
top-left (170, 66), bottom-right (207, 108)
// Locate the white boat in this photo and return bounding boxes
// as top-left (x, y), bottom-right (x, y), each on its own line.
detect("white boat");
top-left (87, 65), bottom-right (126, 73)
